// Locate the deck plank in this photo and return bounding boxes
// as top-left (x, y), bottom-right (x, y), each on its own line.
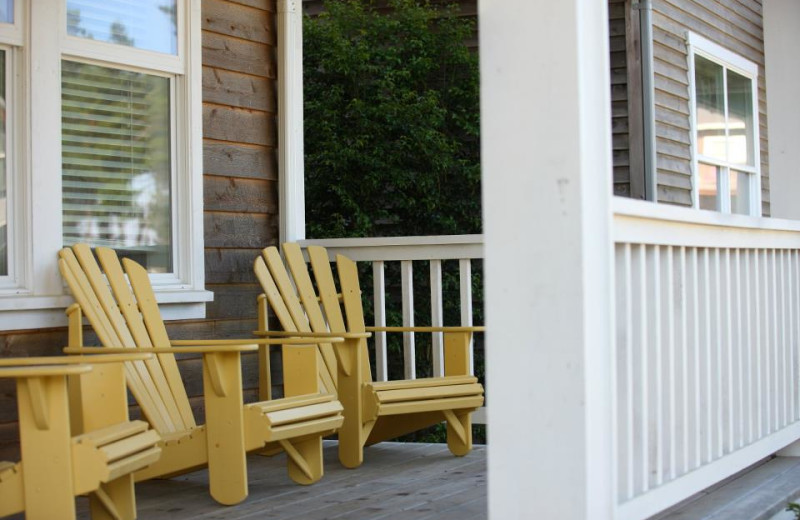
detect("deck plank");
top-left (75, 442), bottom-right (487, 520)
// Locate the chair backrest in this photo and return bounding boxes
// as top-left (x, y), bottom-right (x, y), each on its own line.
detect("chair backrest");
top-left (58, 244), bottom-right (195, 434)
top-left (256, 244), bottom-right (373, 392)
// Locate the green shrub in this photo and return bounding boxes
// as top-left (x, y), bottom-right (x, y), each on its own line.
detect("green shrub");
top-left (304, 0), bottom-right (481, 239)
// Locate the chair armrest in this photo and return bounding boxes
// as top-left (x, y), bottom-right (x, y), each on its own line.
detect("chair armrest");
top-left (170, 336), bottom-right (345, 347)
top-left (366, 326), bottom-right (485, 333)
top-left (0, 364), bottom-right (92, 379)
top-left (64, 345), bottom-right (260, 355)
top-left (253, 330), bottom-right (371, 339)
top-left (2, 353), bottom-right (154, 366)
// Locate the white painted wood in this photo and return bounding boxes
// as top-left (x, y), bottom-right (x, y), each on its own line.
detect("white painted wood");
top-left (459, 259), bottom-right (474, 375)
top-left (764, 0), bottom-right (800, 221)
top-left (277, 0), bottom-right (306, 242)
top-left (300, 234), bottom-right (483, 261)
top-left (617, 422), bottom-right (800, 520)
top-left (373, 261), bottom-right (388, 382)
top-left (430, 260), bottom-right (444, 377)
top-left (482, 1), bottom-right (615, 518)
top-left (400, 260), bottom-right (416, 380)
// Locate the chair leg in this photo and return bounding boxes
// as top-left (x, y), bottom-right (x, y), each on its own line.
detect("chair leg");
top-left (280, 436), bottom-right (323, 485)
top-left (445, 410), bottom-right (473, 457)
top-left (89, 476), bottom-right (135, 520)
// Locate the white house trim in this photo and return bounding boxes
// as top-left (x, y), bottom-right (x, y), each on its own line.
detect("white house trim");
top-left (278, 0), bottom-right (306, 242)
top-left (482, 1), bottom-right (616, 518)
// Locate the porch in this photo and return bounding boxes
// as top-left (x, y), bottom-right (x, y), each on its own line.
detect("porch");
top-left (75, 442), bottom-right (487, 520)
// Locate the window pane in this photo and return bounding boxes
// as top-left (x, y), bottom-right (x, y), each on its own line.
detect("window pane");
top-left (694, 55), bottom-right (726, 161)
top-left (699, 162), bottom-right (720, 211)
top-left (730, 170), bottom-right (751, 215)
top-left (0, 1), bottom-right (13, 24)
top-left (727, 69), bottom-right (755, 167)
top-left (0, 50), bottom-right (7, 276)
top-left (61, 60), bottom-right (172, 273)
top-left (66, 0), bottom-right (177, 55)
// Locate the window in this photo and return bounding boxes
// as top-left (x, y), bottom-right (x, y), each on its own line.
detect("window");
top-left (0, 0), bottom-right (208, 330)
top-left (688, 33), bottom-right (761, 216)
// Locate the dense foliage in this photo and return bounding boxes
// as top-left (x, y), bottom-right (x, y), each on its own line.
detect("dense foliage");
top-left (303, 0), bottom-right (481, 238)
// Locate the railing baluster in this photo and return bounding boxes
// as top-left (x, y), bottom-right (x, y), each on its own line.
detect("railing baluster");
top-left (459, 259), bottom-right (474, 375)
top-left (624, 243), bottom-right (635, 500)
top-left (692, 247), bottom-right (701, 469)
top-left (725, 248), bottom-right (734, 454)
top-left (680, 246), bottom-right (689, 475)
top-left (753, 249), bottom-right (767, 439)
top-left (780, 250), bottom-right (788, 427)
top-left (373, 261), bottom-right (388, 382)
top-left (714, 248), bottom-right (723, 459)
top-left (639, 244), bottom-right (649, 493)
top-left (667, 245), bottom-right (676, 480)
top-left (746, 249), bottom-right (754, 444)
top-left (703, 248), bottom-right (713, 463)
top-left (401, 260), bottom-right (416, 379)
top-left (652, 245), bottom-right (663, 487)
top-left (430, 260), bottom-right (444, 377)
top-left (735, 249), bottom-right (743, 450)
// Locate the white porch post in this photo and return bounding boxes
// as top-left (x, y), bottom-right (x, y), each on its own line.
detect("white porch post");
top-left (481, 1), bottom-right (616, 518)
top-left (764, 0), bottom-right (800, 222)
top-left (277, 0), bottom-right (306, 242)
top-left (765, 0), bottom-right (800, 456)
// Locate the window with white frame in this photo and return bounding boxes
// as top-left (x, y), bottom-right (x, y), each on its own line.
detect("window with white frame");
top-left (688, 33), bottom-right (761, 216)
top-left (0, 0), bottom-right (207, 330)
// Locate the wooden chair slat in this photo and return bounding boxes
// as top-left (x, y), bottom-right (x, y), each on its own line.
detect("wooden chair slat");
top-left (120, 257), bottom-right (197, 429)
top-left (334, 254), bottom-right (374, 383)
top-left (58, 251), bottom-right (173, 433)
top-left (261, 247), bottom-right (336, 394)
top-left (282, 243), bottom-right (339, 388)
top-left (93, 247), bottom-right (192, 432)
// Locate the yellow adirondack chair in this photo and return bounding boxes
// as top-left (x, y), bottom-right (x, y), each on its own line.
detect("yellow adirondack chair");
top-left (254, 243), bottom-right (484, 469)
top-left (58, 244), bottom-right (344, 506)
top-left (0, 353), bottom-right (162, 520)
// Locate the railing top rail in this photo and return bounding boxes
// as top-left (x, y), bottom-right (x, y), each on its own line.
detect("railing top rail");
top-left (613, 197), bottom-right (800, 248)
top-left (299, 234), bottom-right (484, 261)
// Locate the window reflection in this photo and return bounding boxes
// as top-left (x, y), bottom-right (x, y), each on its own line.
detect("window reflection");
top-left (695, 55), bottom-right (726, 161)
top-left (0, 0), bottom-right (12, 24)
top-left (66, 0), bottom-right (177, 55)
top-left (699, 163), bottom-right (719, 211)
top-left (730, 170), bottom-right (751, 215)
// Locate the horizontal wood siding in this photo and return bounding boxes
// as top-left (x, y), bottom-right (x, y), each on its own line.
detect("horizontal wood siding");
top-left (611, 0), bottom-right (637, 197)
top-left (652, 0), bottom-right (769, 213)
top-left (0, 0), bottom-right (279, 461)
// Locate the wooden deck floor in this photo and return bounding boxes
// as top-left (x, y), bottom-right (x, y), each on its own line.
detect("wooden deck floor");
top-left (77, 442), bottom-right (487, 520)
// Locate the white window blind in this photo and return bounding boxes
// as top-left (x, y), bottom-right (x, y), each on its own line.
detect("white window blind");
top-left (61, 60), bottom-right (172, 272)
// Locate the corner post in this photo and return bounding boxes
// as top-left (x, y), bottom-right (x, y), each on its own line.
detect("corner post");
top-left (481, 0), bottom-right (616, 518)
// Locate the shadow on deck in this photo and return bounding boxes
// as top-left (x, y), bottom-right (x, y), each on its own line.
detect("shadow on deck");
top-left (78, 442), bottom-right (487, 520)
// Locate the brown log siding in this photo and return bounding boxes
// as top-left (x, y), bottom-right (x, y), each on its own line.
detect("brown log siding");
top-left (0, 0), bottom-right (279, 460)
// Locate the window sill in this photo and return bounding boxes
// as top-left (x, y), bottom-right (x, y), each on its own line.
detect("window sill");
top-left (0, 289), bottom-right (214, 331)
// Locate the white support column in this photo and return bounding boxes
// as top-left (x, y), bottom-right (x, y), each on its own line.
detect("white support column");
top-left (764, 0), bottom-right (800, 221)
top-left (765, 0), bottom-right (800, 456)
top-left (482, 1), bottom-right (615, 518)
top-left (277, 0), bottom-right (306, 241)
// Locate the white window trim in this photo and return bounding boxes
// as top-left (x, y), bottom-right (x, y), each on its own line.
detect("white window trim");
top-left (0, 0), bottom-right (210, 331)
top-left (687, 32), bottom-right (762, 216)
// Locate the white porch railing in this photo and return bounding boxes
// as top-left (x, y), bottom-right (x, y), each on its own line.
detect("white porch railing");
top-left (299, 234), bottom-right (486, 424)
top-left (613, 197), bottom-right (800, 519)
top-left (301, 198), bottom-right (800, 518)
